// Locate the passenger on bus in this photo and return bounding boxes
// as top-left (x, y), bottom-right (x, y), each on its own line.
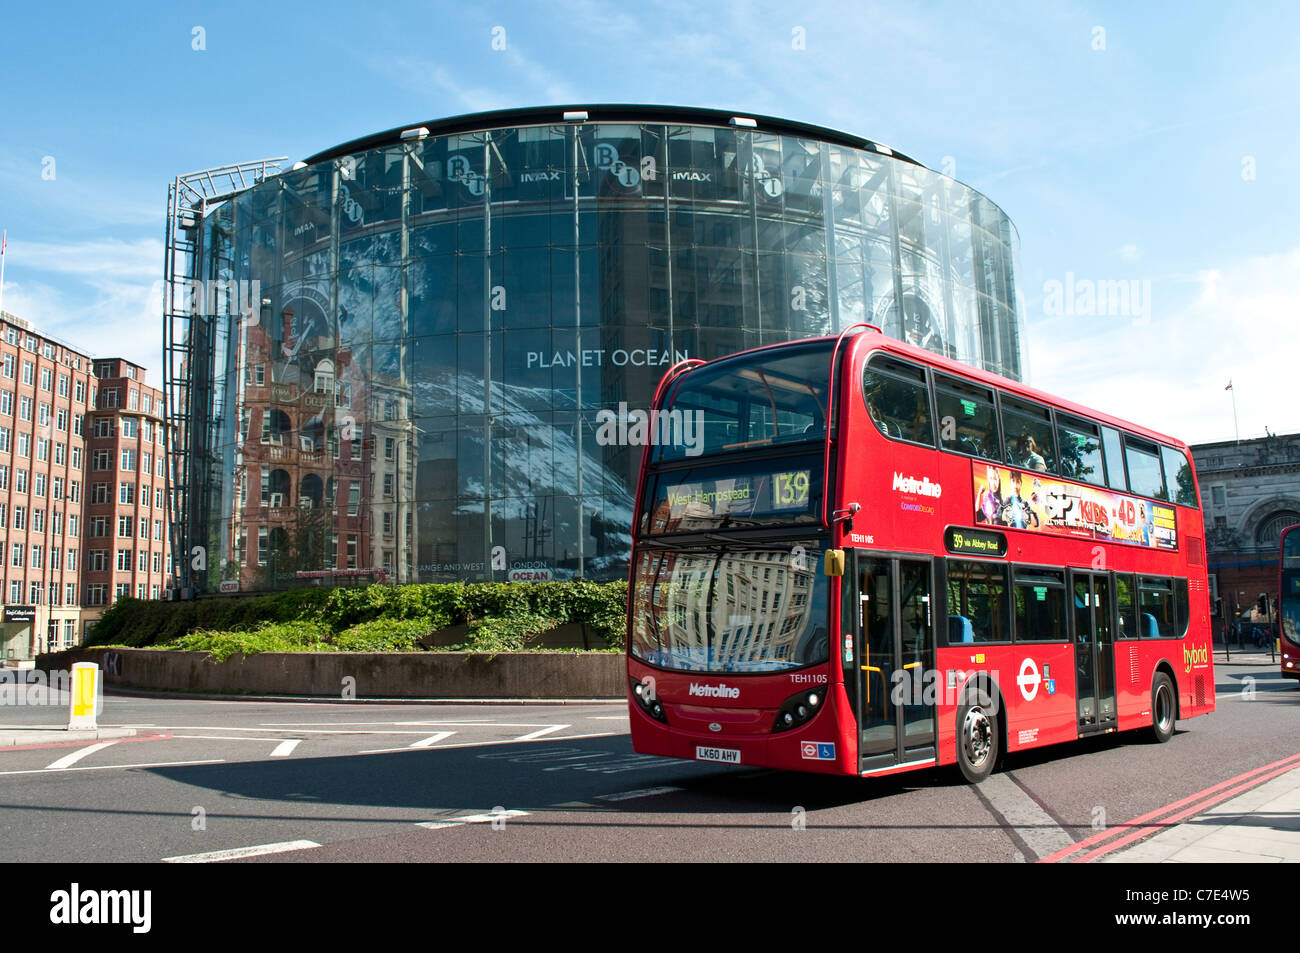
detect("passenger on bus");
top-left (1021, 435), bottom-right (1047, 472)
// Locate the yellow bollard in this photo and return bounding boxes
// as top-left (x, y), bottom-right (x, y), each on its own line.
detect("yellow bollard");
top-left (68, 662), bottom-right (101, 730)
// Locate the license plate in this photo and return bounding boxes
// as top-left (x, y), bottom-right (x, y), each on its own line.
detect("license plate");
top-left (695, 746), bottom-right (741, 764)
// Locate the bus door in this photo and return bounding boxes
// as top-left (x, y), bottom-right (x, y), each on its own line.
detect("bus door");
top-left (852, 553), bottom-right (937, 773)
top-left (1072, 572), bottom-right (1117, 730)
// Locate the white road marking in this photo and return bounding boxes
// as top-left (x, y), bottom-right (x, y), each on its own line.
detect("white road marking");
top-left (595, 785), bottom-right (684, 802)
top-left (0, 759), bottom-right (225, 777)
top-left (269, 740), bottom-right (302, 758)
top-left (121, 725), bottom-right (451, 736)
top-left (409, 732), bottom-right (455, 748)
top-left (513, 725), bottom-right (569, 741)
top-left (357, 731), bottom-right (618, 755)
top-left (417, 810), bottom-right (530, 830)
top-left (979, 774), bottom-right (1076, 861)
top-left (44, 742), bottom-right (119, 771)
top-left (163, 840), bottom-right (321, 863)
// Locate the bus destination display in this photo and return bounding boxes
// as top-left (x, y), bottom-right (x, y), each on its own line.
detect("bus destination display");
top-left (645, 464), bottom-right (819, 533)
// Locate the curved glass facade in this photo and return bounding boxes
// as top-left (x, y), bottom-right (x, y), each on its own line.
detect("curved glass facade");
top-left (185, 110), bottom-right (1024, 589)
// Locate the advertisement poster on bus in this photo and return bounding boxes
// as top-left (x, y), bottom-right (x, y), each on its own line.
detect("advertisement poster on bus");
top-left (971, 462), bottom-right (1177, 550)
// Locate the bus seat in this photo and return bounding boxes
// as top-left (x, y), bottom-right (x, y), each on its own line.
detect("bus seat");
top-left (948, 615), bottom-right (975, 643)
top-left (1141, 612), bottom-right (1159, 639)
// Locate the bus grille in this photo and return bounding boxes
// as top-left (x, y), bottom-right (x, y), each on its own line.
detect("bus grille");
top-left (1195, 675), bottom-right (1206, 708)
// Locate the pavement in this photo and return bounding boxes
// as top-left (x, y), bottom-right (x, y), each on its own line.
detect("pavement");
top-left (1097, 647), bottom-right (1298, 863)
top-left (0, 726), bottom-right (138, 747)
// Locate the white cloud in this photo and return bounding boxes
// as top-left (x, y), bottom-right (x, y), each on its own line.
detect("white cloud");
top-left (1027, 246), bottom-right (1300, 445)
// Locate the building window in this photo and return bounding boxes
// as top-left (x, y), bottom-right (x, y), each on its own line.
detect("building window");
top-left (120, 449), bottom-right (136, 471)
top-left (118, 515), bottom-right (132, 537)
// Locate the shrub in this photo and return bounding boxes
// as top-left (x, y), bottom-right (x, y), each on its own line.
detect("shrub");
top-left (88, 580), bottom-right (629, 653)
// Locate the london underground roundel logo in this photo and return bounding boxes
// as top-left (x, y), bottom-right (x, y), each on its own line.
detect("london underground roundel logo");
top-left (1017, 657), bottom-right (1041, 701)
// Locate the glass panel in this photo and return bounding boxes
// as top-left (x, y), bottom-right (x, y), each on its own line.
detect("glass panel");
top-left (1058, 415), bottom-right (1105, 486)
top-left (1115, 574), bottom-right (1135, 639)
top-left (1001, 396), bottom-right (1055, 473)
top-left (654, 339), bottom-right (833, 461)
top-left (946, 560), bottom-right (1008, 643)
top-left (1125, 437), bottom-right (1166, 500)
top-left (1102, 426), bottom-right (1127, 490)
top-left (934, 374), bottom-right (999, 460)
top-left (899, 560), bottom-right (934, 747)
top-left (858, 557), bottom-right (895, 757)
top-left (862, 355), bottom-right (933, 445)
top-left (1161, 445), bottom-right (1198, 507)
top-left (1138, 577), bottom-right (1175, 638)
top-left (629, 542), bottom-right (829, 673)
top-left (1015, 571), bottom-right (1066, 641)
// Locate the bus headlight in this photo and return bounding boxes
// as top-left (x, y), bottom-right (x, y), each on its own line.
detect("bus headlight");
top-left (630, 677), bottom-right (669, 724)
top-left (773, 683), bottom-right (828, 733)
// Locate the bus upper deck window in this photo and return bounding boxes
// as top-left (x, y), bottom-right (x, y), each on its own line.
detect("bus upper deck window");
top-left (862, 355), bottom-right (933, 446)
top-left (933, 375), bottom-right (999, 461)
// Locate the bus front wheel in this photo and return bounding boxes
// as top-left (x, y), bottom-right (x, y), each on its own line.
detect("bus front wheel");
top-left (956, 699), bottom-right (999, 784)
top-left (1147, 672), bottom-right (1176, 744)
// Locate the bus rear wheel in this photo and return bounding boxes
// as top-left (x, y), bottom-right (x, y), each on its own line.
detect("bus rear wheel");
top-left (957, 700), bottom-right (999, 784)
top-left (1147, 672), bottom-right (1176, 743)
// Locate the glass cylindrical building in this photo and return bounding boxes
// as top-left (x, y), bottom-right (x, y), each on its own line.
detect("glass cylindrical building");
top-left (182, 105), bottom-right (1025, 590)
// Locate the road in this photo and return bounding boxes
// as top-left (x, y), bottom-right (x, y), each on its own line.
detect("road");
top-left (0, 660), bottom-right (1294, 863)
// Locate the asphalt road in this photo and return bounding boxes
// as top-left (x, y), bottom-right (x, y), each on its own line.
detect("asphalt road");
top-left (0, 660), bottom-right (1294, 863)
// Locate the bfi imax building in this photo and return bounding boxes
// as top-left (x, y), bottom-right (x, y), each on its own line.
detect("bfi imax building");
top-left (169, 105), bottom-right (1025, 593)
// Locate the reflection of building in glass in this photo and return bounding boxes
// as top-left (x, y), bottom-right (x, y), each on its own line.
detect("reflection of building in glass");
top-left (175, 106), bottom-right (1025, 590)
top-left (638, 549), bottom-right (815, 670)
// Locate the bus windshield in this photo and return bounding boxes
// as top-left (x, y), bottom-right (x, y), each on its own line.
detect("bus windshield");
top-left (630, 542), bottom-right (830, 673)
top-left (651, 340), bottom-right (835, 463)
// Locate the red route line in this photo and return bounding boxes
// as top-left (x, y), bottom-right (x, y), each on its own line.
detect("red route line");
top-left (1041, 750), bottom-right (1300, 863)
top-left (0, 732), bottom-right (172, 753)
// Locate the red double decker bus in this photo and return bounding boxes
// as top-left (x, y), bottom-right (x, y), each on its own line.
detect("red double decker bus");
top-left (1280, 524), bottom-right (1300, 682)
top-left (627, 326), bottom-right (1215, 782)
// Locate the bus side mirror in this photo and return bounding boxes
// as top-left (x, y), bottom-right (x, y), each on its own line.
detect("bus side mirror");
top-left (824, 550), bottom-right (845, 577)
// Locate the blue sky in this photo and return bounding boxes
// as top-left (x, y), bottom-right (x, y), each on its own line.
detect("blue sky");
top-left (0, 0), bottom-right (1296, 444)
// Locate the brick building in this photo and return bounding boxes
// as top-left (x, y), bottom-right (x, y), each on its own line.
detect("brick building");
top-left (1190, 432), bottom-right (1300, 633)
top-left (0, 312), bottom-right (94, 659)
top-left (81, 358), bottom-right (172, 633)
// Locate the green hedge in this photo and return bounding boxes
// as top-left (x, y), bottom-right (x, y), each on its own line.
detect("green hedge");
top-left (86, 581), bottom-right (629, 654)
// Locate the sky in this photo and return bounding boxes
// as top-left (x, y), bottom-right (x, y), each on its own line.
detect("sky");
top-left (0, 0), bottom-right (1297, 445)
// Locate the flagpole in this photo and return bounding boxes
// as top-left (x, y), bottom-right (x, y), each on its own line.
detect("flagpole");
top-left (1227, 379), bottom-right (1239, 443)
top-left (0, 229), bottom-right (7, 319)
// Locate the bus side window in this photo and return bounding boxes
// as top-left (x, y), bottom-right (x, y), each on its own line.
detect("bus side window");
top-left (1139, 576), bottom-right (1175, 638)
top-left (1174, 578), bottom-right (1189, 638)
top-left (1114, 574), bottom-right (1134, 638)
top-left (934, 375), bottom-right (999, 460)
top-left (863, 356), bottom-right (933, 446)
top-left (1001, 395), bottom-right (1056, 474)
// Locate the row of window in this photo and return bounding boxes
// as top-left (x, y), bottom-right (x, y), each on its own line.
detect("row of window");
top-left (9, 544), bottom-right (78, 571)
top-left (83, 516), bottom-right (166, 539)
top-left (89, 482), bottom-right (164, 507)
top-left (863, 353), bottom-right (1199, 507)
top-left (90, 414), bottom-right (163, 442)
top-left (4, 580), bottom-right (80, 605)
top-left (944, 559), bottom-right (1191, 645)
top-left (0, 439), bottom-right (82, 468)
top-left (83, 583), bottom-right (163, 605)
top-left (89, 449), bottom-right (164, 475)
top-left (2, 325), bottom-right (84, 365)
top-left (0, 505), bottom-right (76, 534)
top-left (0, 358), bottom-right (88, 397)
top-left (0, 392), bottom-right (84, 431)
top-left (0, 467), bottom-right (80, 500)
